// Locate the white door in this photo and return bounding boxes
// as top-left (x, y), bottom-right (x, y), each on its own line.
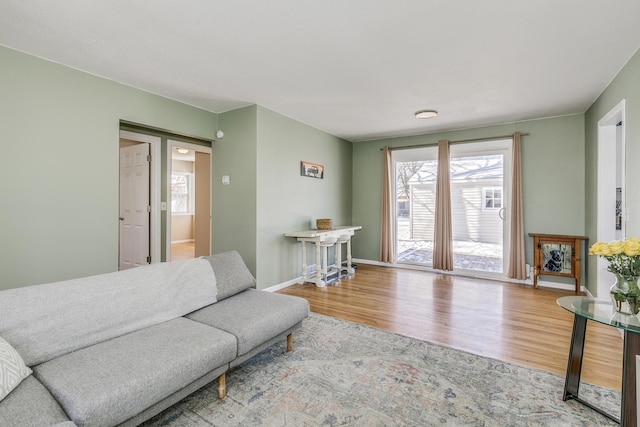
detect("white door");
top-left (119, 143), bottom-right (150, 270)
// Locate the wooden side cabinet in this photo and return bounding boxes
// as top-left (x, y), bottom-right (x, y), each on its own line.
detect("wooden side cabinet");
top-left (529, 233), bottom-right (588, 295)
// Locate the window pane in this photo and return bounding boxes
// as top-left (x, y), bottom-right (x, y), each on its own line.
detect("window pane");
top-left (171, 173), bottom-right (191, 214)
top-left (395, 150), bottom-right (438, 266)
top-left (451, 156), bottom-right (504, 273)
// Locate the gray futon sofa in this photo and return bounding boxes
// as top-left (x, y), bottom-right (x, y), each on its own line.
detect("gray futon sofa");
top-left (0, 251), bottom-right (309, 427)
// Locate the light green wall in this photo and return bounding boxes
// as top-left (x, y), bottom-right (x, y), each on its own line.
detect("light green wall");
top-left (1, 46), bottom-right (351, 292)
top-left (352, 115), bottom-right (586, 276)
top-left (585, 47), bottom-right (640, 295)
top-left (213, 106), bottom-right (258, 274)
top-left (5, 40), bottom-right (636, 294)
top-left (0, 46), bottom-right (217, 290)
top-left (256, 106), bottom-right (352, 289)
top-left (213, 106), bottom-right (353, 289)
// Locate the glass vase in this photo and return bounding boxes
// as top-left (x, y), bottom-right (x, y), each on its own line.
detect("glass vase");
top-left (610, 274), bottom-right (640, 315)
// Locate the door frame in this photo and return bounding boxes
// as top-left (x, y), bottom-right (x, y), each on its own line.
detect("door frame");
top-left (596, 99), bottom-right (626, 298)
top-left (166, 140), bottom-right (212, 260)
top-left (449, 139), bottom-right (512, 277)
top-left (119, 130), bottom-right (161, 264)
top-left (392, 139), bottom-right (512, 279)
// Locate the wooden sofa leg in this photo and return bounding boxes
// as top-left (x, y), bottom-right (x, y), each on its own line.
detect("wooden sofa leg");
top-left (218, 372), bottom-right (226, 399)
top-left (287, 333), bottom-right (293, 352)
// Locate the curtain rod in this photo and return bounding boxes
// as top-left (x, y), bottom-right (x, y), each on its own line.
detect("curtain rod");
top-left (379, 133), bottom-right (529, 151)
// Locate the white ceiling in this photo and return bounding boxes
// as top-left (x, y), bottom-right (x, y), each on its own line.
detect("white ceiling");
top-left (2, 1), bottom-right (640, 142)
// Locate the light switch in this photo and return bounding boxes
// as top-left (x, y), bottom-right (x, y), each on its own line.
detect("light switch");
top-left (222, 175), bottom-right (230, 185)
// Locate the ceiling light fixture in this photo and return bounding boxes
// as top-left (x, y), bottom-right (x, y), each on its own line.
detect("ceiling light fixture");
top-left (415, 109), bottom-right (438, 119)
top-left (176, 148), bottom-right (189, 154)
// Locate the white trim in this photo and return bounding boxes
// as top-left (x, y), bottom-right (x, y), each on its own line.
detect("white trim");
top-left (352, 258), bottom-right (590, 291)
top-left (119, 130), bottom-right (161, 264)
top-left (166, 140), bottom-right (212, 260)
top-left (535, 279), bottom-right (585, 293)
top-left (354, 257), bottom-right (530, 284)
top-left (270, 258), bottom-right (588, 292)
top-left (262, 278), bottom-right (303, 292)
top-left (596, 99), bottom-right (626, 298)
top-left (171, 239), bottom-right (194, 244)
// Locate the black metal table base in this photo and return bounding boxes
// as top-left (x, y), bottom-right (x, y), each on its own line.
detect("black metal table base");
top-left (564, 392), bottom-right (619, 424)
top-left (563, 314), bottom-right (638, 426)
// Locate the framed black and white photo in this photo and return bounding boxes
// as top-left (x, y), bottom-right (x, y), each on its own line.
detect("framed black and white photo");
top-left (616, 187), bottom-right (622, 230)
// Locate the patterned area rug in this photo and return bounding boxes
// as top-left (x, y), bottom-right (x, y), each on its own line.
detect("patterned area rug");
top-left (142, 313), bottom-right (620, 426)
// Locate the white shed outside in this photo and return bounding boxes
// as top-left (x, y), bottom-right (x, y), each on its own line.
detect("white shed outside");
top-left (405, 155), bottom-right (504, 245)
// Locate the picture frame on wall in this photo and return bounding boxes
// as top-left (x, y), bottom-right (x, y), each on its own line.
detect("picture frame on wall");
top-left (616, 187), bottom-right (622, 230)
top-left (300, 161), bottom-right (324, 179)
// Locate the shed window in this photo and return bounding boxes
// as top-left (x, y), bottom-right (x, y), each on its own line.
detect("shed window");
top-left (484, 187), bottom-right (502, 209)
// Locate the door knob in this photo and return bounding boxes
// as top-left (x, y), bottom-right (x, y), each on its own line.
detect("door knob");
top-left (119, 217), bottom-right (124, 221)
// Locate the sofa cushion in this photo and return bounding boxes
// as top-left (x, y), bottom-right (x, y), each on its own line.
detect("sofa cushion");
top-left (187, 289), bottom-right (309, 356)
top-left (0, 258), bottom-right (218, 366)
top-left (201, 250), bottom-right (256, 301)
top-left (0, 336), bottom-right (32, 402)
top-left (0, 375), bottom-right (72, 426)
top-left (33, 317), bottom-right (236, 427)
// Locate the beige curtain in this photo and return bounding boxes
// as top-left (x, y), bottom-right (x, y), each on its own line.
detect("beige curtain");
top-left (507, 132), bottom-right (527, 279)
top-left (433, 140), bottom-right (453, 270)
top-left (379, 146), bottom-right (394, 263)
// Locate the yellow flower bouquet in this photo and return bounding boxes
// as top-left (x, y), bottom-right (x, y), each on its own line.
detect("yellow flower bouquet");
top-left (589, 238), bottom-right (640, 315)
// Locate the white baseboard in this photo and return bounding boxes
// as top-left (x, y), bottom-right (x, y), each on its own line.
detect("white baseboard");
top-left (171, 239), bottom-right (194, 244)
top-left (535, 279), bottom-right (584, 293)
top-left (263, 277), bottom-right (302, 292)
top-left (353, 258), bottom-right (587, 292)
top-left (263, 263), bottom-right (318, 292)
top-left (268, 257), bottom-right (585, 293)
top-left (352, 258), bottom-right (536, 285)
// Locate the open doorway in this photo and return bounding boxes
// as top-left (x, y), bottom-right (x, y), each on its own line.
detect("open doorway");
top-left (168, 141), bottom-right (212, 261)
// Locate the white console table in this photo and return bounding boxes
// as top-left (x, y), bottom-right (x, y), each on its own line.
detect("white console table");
top-left (284, 226), bottom-right (362, 287)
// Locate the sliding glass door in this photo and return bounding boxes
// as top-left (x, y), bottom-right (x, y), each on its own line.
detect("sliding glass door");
top-left (394, 146), bottom-right (438, 266)
top-left (394, 139), bottom-right (511, 277)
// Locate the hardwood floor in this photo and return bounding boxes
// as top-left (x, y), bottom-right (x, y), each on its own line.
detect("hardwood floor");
top-left (277, 263), bottom-right (624, 391)
top-left (171, 242), bottom-right (194, 261)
